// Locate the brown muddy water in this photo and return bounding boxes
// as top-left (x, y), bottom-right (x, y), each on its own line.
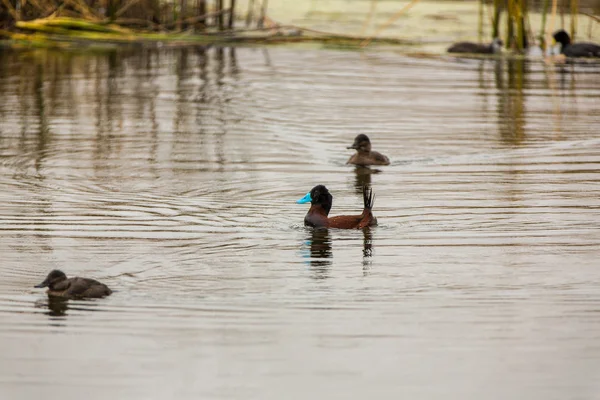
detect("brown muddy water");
top-left (0, 46), bottom-right (599, 400)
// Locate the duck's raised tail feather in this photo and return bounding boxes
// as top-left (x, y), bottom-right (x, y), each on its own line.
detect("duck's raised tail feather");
top-left (363, 186), bottom-right (375, 210)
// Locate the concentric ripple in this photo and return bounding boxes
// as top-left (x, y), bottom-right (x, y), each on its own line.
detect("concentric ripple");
top-left (0, 46), bottom-right (599, 400)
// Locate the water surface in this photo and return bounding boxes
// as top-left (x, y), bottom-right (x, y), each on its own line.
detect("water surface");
top-left (0, 46), bottom-right (599, 400)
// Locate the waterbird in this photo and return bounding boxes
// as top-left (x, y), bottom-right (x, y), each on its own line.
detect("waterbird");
top-left (553, 30), bottom-right (600, 58)
top-left (447, 38), bottom-right (503, 54)
top-left (34, 270), bottom-right (112, 299)
top-left (347, 134), bottom-right (390, 166)
top-left (296, 185), bottom-right (377, 229)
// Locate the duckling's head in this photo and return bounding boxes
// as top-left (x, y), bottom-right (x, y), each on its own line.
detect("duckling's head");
top-left (296, 185), bottom-right (333, 215)
top-left (347, 134), bottom-right (372, 153)
top-left (35, 269), bottom-right (67, 289)
top-left (553, 30), bottom-right (571, 46)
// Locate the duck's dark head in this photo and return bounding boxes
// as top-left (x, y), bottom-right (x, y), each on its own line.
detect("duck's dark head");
top-left (296, 185), bottom-right (333, 215)
top-left (35, 270), bottom-right (67, 289)
top-left (553, 30), bottom-right (571, 46)
top-left (347, 134), bottom-right (372, 153)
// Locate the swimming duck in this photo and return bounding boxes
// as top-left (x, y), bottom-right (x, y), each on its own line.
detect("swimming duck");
top-left (34, 270), bottom-right (112, 299)
top-left (347, 134), bottom-right (390, 166)
top-left (553, 30), bottom-right (600, 58)
top-left (296, 185), bottom-right (377, 229)
top-left (447, 38), bottom-right (503, 54)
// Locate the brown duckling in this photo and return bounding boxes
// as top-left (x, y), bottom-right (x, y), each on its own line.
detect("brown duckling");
top-left (347, 134), bottom-right (390, 166)
top-left (447, 38), bottom-right (503, 54)
top-left (34, 269), bottom-right (112, 299)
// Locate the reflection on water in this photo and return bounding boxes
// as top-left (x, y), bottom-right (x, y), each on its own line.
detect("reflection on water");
top-left (496, 58), bottom-right (527, 144)
top-left (46, 296), bottom-right (70, 317)
top-left (362, 228), bottom-right (372, 259)
top-left (34, 296), bottom-right (70, 317)
top-left (304, 228), bottom-right (332, 278)
top-left (352, 165), bottom-right (375, 193)
top-left (303, 225), bottom-right (373, 278)
top-left (0, 46), bottom-right (599, 400)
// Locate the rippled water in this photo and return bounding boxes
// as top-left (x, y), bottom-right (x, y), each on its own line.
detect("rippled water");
top-left (0, 46), bottom-right (599, 399)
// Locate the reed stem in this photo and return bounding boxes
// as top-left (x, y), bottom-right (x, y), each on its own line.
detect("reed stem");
top-left (506, 0), bottom-right (514, 49)
top-left (546, 0), bottom-right (559, 56)
top-left (478, 0), bottom-right (484, 42)
top-left (540, 0), bottom-right (550, 50)
top-left (519, 0), bottom-right (528, 50)
top-left (198, 0), bottom-right (206, 29)
top-left (229, 0), bottom-right (235, 29)
top-left (570, 0), bottom-right (578, 41)
top-left (360, 0), bottom-right (378, 37)
top-left (246, 0), bottom-right (255, 27)
top-left (258, 0), bottom-right (268, 28)
top-left (492, 0), bottom-right (502, 40)
top-left (361, 0), bottom-right (421, 48)
top-left (217, 0), bottom-right (224, 30)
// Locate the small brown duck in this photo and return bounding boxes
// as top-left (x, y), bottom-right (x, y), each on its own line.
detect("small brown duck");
top-left (447, 38), bottom-right (503, 54)
top-left (347, 134), bottom-right (390, 166)
top-left (34, 270), bottom-right (112, 299)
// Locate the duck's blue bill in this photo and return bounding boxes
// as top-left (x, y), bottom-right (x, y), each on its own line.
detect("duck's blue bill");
top-left (296, 192), bottom-right (312, 204)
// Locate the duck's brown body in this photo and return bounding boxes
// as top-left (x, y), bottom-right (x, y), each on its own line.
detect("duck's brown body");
top-left (35, 270), bottom-right (112, 299)
top-left (447, 38), bottom-right (503, 54)
top-left (299, 185), bottom-right (377, 229)
top-left (45, 277), bottom-right (112, 299)
top-left (347, 134), bottom-right (390, 166)
top-left (304, 205), bottom-right (376, 229)
top-left (448, 42), bottom-right (494, 54)
top-left (347, 151), bottom-right (390, 167)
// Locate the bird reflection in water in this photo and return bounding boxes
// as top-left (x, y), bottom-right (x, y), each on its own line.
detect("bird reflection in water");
top-left (303, 228), bottom-right (332, 279)
top-left (34, 295), bottom-right (104, 321)
top-left (302, 227), bottom-right (374, 278)
top-left (362, 228), bottom-right (373, 275)
top-left (352, 166), bottom-right (382, 195)
top-left (34, 296), bottom-right (70, 317)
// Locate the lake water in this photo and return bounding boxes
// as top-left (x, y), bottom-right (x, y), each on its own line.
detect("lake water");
top-left (0, 45), bottom-right (599, 400)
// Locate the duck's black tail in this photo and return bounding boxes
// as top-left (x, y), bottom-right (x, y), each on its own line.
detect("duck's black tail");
top-left (358, 186), bottom-right (377, 228)
top-left (363, 186), bottom-right (375, 210)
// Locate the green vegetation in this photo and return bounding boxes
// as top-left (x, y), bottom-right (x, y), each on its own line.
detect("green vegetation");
top-left (0, 0), bottom-right (598, 52)
top-left (492, 0), bottom-right (597, 52)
